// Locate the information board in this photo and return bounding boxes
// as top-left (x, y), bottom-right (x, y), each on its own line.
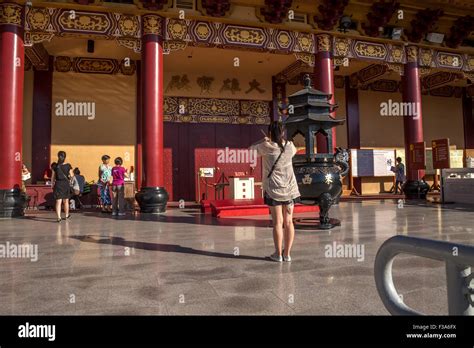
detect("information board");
top-left (432, 138), bottom-right (450, 169)
top-left (425, 149), bottom-right (436, 175)
top-left (350, 149), bottom-right (395, 177)
top-left (450, 150), bottom-right (464, 169)
top-left (410, 142), bottom-right (426, 170)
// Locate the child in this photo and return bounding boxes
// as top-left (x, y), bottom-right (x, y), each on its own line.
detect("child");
top-left (111, 157), bottom-right (129, 216)
top-left (98, 155), bottom-right (112, 213)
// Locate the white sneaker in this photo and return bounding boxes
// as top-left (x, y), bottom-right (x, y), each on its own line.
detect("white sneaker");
top-left (112, 211), bottom-right (118, 216)
top-left (268, 253), bottom-right (282, 262)
top-left (283, 255), bottom-right (292, 262)
top-left (118, 212), bottom-right (126, 216)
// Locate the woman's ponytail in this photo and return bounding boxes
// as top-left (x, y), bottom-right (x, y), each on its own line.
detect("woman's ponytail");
top-left (268, 121), bottom-right (285, 150)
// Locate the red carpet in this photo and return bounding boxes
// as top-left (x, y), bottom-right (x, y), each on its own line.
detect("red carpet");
top-left (202, 199), bottom-right (319, 218)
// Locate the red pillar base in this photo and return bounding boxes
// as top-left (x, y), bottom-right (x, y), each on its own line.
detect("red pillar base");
top-left (0, 189), bottom-right (27, 218)
top-left (135, 187), bottom-right (169, 214)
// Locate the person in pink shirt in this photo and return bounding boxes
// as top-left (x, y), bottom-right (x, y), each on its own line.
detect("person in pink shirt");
top-left (111, 157), bottom-right (129, 216)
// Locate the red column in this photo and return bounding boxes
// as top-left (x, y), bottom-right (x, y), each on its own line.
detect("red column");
top-left (314, 34), bottom-right (336, 153)
top-left (345, 76), bottom-right (362, 194)
top-left (401, 46), bottom-right (429, 198)
top-left (0, 3), bottom-right (26, 217)
top-left (135, 14), bottom-right (168, 213)
top-left (135, 61), bottom-right (143, 188)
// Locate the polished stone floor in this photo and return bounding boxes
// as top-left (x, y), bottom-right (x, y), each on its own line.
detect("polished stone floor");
top-left (0, 200), bottom-right (473, 315)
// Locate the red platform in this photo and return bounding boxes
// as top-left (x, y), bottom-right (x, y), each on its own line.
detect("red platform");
top-left (202, 198), bottom-right (319, 218)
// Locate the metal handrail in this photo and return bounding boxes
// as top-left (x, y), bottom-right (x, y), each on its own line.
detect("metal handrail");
top-left (374, 235), bottom-right (474, 315)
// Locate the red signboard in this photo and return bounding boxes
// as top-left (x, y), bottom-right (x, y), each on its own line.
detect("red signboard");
top-left (432, 138), bottom-right (451, 169)
top-left (410, 142), bottom-right (426, 170)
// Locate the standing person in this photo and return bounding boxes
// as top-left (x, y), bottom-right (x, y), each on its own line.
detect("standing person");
top-left (43, 165), bottom-right (52, 182)
top-left (111, 157), bottom-right (129, 216)
top-left (391, 157), bottom-right (406, 194)
top-left (250, 122), bottom-right (301, 262)
top-left (98, 155), bottom-right (112, 213)
top-left (51, 151), bottom-right (74, 222)
top-left (72, 168), bottom-right (85, 209)
top-left (46, 162), bottom-right (56, 185)
top-left (21, 163), bottom-right (31, 192)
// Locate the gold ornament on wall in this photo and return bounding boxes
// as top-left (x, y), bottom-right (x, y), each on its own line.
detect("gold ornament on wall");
top-left (0, 3), bottom-right (22, 26)
top-left (385, 63), bottom-right (404, 76)
top-left (296, 33), bottom-right (313, 52)
top-left (55, 56), bottom-right (73, 72)
top-left (334, 37), bottom-right (350, 57)
top-left (118, 14), bottom-right (140, 37)
top-left (406, 46), bottom-right (418, 63)
top-left (116, 38), bottom-right (141, 53)
top-left (294, 52), bottom-right (315, 67)
top-left (26, 8), bottom-right (50, 31)
top-left (316, 34), bottom-right (331, 52)
top-left (277, 31), bottom-right (291, 49)
top-left (167, 19), bottom-right (188, 40)
top-left (58, 11), bottom-right (110, 33)
top-left (224, 26), bottom-right (265, 45)
top-left (142, 14), bottom-right (162, 36)
top-left (354, 42), bottom-right (386, 59)
top-left (389, 45), bottom-right (404, 63)
top-left (419, 48), bottom-right (433, 67)
top-left (438, 53), bottom-right (462, 68)
top-left (467, 56), bottom-right (474, 71)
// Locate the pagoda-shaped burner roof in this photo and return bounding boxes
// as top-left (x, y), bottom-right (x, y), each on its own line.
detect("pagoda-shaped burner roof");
top-left (285, 114), bottom-right (345, 126)
top-left (284, 74), bottom-right (345, 129)
top-left (288, 86), bottom-right (332, 99)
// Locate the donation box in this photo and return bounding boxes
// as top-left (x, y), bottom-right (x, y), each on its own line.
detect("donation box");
top-left (229, 177), bottom-right (254, 200)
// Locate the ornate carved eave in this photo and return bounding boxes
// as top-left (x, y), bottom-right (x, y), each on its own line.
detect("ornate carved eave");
top-left (258, 0), bottom-right (293, 25)
top-left (54, 56), bottom-right (137, 75)
top-left (361, 0), bottom-right (399, 38)
top-left (198, 0), bottom-right (232, 18)
top-left (164, 97), bottom-right (271, 125)
top-left (25, 43), bottom-right (50, 71)
top-left (349, 64), bottom-right (388, 88)
top-left (313, 0), bottom-right (349, 31)
top-left (445, 15), bottom-right (474, 49)
top-left (406, 8), bottom-right (444, 43)
top-left (421, 71), bottom-right (463, 91)
top-left (19, 4), bottom-right (474, 73)
top-left (133, 0), bottom-right (173, 11)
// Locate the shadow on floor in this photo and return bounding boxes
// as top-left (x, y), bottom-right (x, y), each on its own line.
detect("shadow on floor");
top-left (70, 235), bottom-right (268, 261)
top-left (79, 210), bottom-right (276, 228)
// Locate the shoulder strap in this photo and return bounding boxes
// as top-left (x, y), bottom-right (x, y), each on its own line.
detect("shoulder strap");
top-left (58, 164), bottom-right (69, 180)
top-left (267, 142), bottom-right (287, 179)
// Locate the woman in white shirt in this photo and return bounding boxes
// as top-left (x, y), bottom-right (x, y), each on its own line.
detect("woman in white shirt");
top-left (251, 122), bottom-right (301, 262)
